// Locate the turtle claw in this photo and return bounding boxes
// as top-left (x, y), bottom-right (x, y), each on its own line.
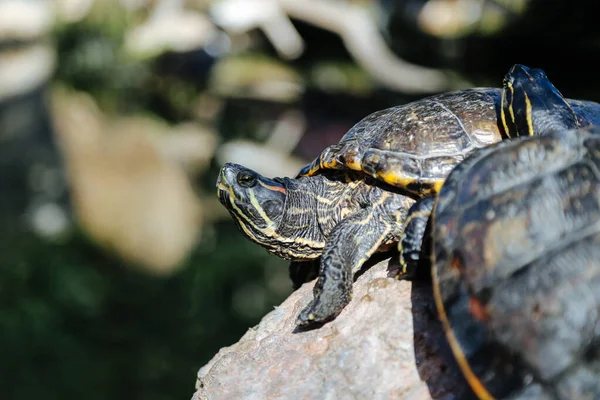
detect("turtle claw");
top-left (295, 298), bottom-right (342, 326)
top-left (295, 307), bottom-right (317, 326)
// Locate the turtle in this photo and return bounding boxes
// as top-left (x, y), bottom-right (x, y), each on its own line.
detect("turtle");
top-left (216, 64), bottom-right (600, 326)
top-left (406, 125), bottom-right (600, 399)
top-left (298, 64), bottom-right (600, 278)
top-left (395, 68), bottom-right (600, 398)
top-left (297, 64), bottom-right (600, 196)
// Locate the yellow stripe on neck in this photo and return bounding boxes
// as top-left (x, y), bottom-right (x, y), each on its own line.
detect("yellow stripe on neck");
top-left (524, 92), bottom-right (534, 136)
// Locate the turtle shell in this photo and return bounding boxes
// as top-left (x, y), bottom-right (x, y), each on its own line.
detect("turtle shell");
top-left (432, 127), bottom-right (600, 399)
top-left (298, 88), bottom-right (600, 198)
top-left (299, 89), bottom-right (503, 197)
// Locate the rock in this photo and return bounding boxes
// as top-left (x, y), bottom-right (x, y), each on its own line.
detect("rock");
top-left (193, 257), bottom-right (471, 400)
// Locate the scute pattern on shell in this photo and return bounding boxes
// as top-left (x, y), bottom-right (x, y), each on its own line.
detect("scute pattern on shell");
top-left (432, 127), bottom-right (600, 399)
top-left (298, 89), bottom-right (506, 196)
top-left (300, 87), bottom-right (600, 199)
top-left (339, 89), bottom-right (502, 158)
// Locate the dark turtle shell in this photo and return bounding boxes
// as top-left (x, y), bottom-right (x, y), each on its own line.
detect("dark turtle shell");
top-left (299, 89), bottom-right (503, 197)
top-left (432, 127), bottom-right (600, 399)
top-left (298, 88), bottom-right (600, 198)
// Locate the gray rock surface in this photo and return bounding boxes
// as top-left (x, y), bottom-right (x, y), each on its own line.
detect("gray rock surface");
top-left (193, 257), bottom-right (470, 400)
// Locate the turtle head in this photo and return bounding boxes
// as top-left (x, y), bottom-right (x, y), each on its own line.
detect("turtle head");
top-left (217, 163), bottom-right (288, 244)
top-left (501, 64), bottom-right (578, 137)
top-left (218, 163), bottom-right (343, 259)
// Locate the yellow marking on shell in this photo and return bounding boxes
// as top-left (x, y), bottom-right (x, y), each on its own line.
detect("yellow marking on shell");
top-left (303, 164), bottom-right (320, 177)
top-left (346, 158), bottom-right (362, 171)
top-left (500, 88), bottom-right (511, 138)
top-left (378, 171), bottom-right (416, 190)
top-left (524, 92), bottom-right (534, 136)
top-left (320, 156), bottom-right (338, 170)
top-left (431, 180), bottom-right (444, 194)
top-left (376, 171), bottom-right (440, 197)
top-left (507, 83), bottom-right (516, 124)
top-left (431, 263), bottom-right (495, 400)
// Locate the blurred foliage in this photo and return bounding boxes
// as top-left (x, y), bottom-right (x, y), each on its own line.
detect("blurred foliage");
top-left (1, 0), bottom-right (600, 399)
top-left (0, 227), bottom-right (284, 400)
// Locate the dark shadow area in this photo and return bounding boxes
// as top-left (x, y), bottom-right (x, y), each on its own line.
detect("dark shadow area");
top-left (410, 278), bottom-right (476, 400)
top-left (386, 249), bottom-right (476, 399)
top-left (292, 320), bottom-right (328, 334)
top-left (355, 250), bottom-right (396, 281)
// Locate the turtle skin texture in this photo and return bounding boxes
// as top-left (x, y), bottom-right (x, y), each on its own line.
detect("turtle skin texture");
top-left (431, 127), bottom-right (600, 400)
top-left (216, 164), bottom-right (414, 326)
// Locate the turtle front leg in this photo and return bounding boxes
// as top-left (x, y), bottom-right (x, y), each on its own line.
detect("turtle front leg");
top-left (296, 209), bottom-right (393, 326)
top-left (397, 196), bottom-right (435, 280)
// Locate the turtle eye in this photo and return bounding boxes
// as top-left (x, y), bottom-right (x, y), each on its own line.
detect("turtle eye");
top-left (237, 171), bottom-right (257, 187)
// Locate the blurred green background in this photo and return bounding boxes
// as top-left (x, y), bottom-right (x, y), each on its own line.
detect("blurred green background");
top-left (1, 1), bottom-right (599, 399)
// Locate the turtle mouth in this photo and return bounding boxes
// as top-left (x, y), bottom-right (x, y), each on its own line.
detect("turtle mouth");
top-left (216, 184), bottom-right (228, 205)
top-left (216, 168), bottom-right (237, 203)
